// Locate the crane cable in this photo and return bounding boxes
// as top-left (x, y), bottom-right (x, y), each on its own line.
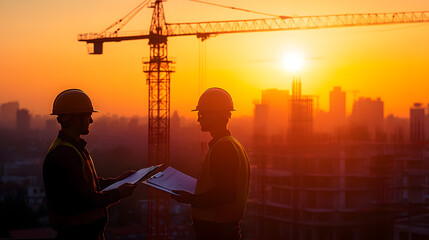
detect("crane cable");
top-left (198, 40), bottom-right (208, 157)
top-left (100, 0), bottom-right (151, 35)
top-left (198, 42), bottom-right (206, 94)
top-left (189, 0), bottom-right (290, 19)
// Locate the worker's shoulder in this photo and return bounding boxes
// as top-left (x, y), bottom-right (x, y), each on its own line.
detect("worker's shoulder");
top-left (214, 137), bottom-right (235, 147)
top-left (216, 136), bottom-right (244, 148)
top-left (45, 144), bottom-right (81, 164)
top-left (211, 138), bottom-right (240, 156)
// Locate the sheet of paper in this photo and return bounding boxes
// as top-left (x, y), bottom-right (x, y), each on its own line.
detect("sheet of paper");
top-left (144, 181), bottom-right (177, 195)
top-left (142, 166), bottom-right (197, 195)
top-left (103, 165), bottom-right (160, 191)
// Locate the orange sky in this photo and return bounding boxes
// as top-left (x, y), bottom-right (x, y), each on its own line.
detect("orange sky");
top-left (0, 0), bottom-right (428, 119)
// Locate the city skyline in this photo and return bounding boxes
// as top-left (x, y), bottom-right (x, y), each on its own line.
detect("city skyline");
top-left (0, 84), bottom-right (424, 146)
top-left (1, 0), bottom-right (428, 118)
top-left (0, 84), bottom-right (426, 123)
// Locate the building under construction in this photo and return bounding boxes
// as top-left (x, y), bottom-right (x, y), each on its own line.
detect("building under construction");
top-left (248, 85), bottom-right (429, 240)
top-left (247, 139), bottom-right (429, 239)
top-left (288, 76), bottom-right (314, 143)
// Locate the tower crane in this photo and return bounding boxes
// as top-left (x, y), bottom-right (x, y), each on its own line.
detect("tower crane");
top-left (77, 0), bottom-right (429, 238)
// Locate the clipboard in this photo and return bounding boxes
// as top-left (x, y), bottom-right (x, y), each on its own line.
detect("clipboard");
top-left (102, 164), bottom-right (162, 191)
top-left (142, 167), bottom-right (196, 195)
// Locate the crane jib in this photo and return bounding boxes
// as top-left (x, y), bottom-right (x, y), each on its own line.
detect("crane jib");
top-left (78, 11), bottom-right (429, 50)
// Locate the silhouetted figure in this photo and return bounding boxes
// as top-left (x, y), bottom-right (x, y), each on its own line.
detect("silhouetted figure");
top-left (172, 88), bottom-right (250, 240)
top-left (43, 89), bottom-right (136, 240)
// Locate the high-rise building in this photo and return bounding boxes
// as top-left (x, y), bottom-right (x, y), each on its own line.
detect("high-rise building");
top-left (425, 104), bottom-right (429, 142)
top-left (0, 101), bottom-right (19, 129)
top-left (384, 114), bottom-right (408, 143)
top-left (349, 97), bottom-right (384, 140)
top-left (329, 86), bottom-right (346, 128)
top-left (170, 110), bottom-right (181, 131)
top-left (260, 89), bottom-right (289, 140)
top-left (16, 109), bottom-right (31, 132)
top-left (253, 103), bottom-right (269, 143)
top-left (410, 103), bottom-right (425, 143)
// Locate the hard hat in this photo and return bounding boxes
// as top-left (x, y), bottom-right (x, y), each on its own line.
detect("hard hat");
top-left (51, 89), bottom-right (98, 115)
top-left (192, 87), bottom-right (236, 111)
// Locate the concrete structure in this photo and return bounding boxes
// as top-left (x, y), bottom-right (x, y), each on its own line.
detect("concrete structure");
top-left (247, 129), bottom-right (429, 240)
top-left (247, 143), bottom-right (389, 240)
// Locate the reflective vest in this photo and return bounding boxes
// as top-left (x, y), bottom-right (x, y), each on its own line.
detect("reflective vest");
top-left (192, 136), bottom-right (250, 223)
top-left (47, 138), bottom-right (105, 226)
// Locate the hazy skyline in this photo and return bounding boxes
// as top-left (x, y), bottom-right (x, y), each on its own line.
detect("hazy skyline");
top-left (1, 0), bottom-right (428, 118)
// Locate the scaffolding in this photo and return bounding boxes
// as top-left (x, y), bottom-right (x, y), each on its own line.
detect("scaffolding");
top-left (288, 76), bottom-right (314, 143)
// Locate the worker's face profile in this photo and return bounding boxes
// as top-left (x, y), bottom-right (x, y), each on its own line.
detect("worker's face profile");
top-left (75, 113), bottom-right (93, 135)
top-left (197, 111), bottom-right (215, 131)
top-left (197, 110), bottom-right (229, 132)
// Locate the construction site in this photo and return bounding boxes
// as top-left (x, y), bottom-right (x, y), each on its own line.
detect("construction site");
top-left (76, 1), bottom-right (428, 236)
top-left (248, 82), bottom-right (429, 240)
top-left (1, 0), bottom-right (429, 239)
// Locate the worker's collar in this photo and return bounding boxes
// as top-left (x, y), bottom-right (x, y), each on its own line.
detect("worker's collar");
top-left (208, 130), bottom-right (231, 148)
top-left (58, 130), bottom-right (88, 150)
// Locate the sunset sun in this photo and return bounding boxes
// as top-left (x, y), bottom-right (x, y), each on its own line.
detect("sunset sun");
top-left (282, 52), bottom-right (304, 72)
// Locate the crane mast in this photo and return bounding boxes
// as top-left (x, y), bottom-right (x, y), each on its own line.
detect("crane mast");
top-left (144, 0), bottom-right (172, 239)
top-left (77, 2), bottom-right (429, 239)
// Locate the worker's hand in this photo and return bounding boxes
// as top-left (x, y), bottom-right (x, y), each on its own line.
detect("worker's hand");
top-left (118, 183), bottom-right (136, 198)
top-left (117, 170), bottom-right (136, 181)
top-left (171, 190), bottom-right (194, 204)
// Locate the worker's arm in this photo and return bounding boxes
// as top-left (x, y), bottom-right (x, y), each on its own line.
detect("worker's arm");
top-left (98, 177), bottom-right (116, 190)
top-left (191, 141), bottom-right (239, 208)
top-left (98, 170), bottom-right (136, 190)
top-left (48, 146), bottom-right (122, 211)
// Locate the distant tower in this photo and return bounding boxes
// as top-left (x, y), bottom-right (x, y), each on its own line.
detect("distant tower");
top-left (350, 97), bottom-right (384, 139)
top-left (288, 76), bottom-right (313, 142)
top-left (329, 86), bottom-right (346, 128)
top-left (425, 104), bottom-right (429, 140)
top-left (410, 103), bottom-right (425, 143)
top-left (0, 101), bottom-right (19, 129)
top-left (253, 102), bottom-right (269, 143)
top-left (16, 109), bottom-right (31, 132)
top-left (170, 110), bottom-right (181, 131)
top-left (261, 89), bottom-right (289, 140)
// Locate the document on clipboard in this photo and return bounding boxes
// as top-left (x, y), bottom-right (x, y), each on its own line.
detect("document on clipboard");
top-left (142, 166), bottom-right (196, 195)
top-left (102, 164), bottom-right (162, 191)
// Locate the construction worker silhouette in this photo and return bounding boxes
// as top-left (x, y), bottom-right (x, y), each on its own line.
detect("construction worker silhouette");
top-left (43, 89), bottom-right (136, 240)
top-left (172, 87), bottom-right (250, 240)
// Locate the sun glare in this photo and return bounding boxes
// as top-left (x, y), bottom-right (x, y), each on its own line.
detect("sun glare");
top-left (282, 52), bottom-right (304, 72)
